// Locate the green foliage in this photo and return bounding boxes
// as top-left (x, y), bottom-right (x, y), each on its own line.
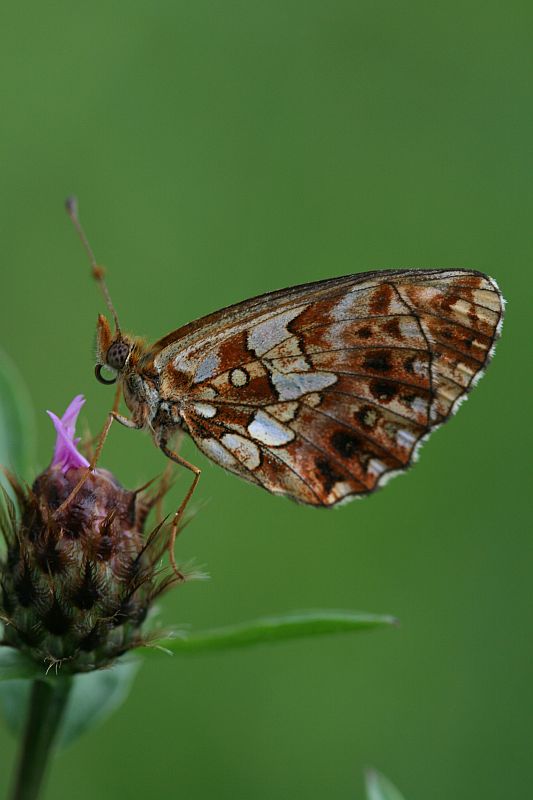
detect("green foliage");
top-left (0, 657), bottom-right (140, 750)
top-left (0, 349), bottom-right (36, 483)
top-left (0, 609), bottom-right (395, 746)
top-left (366, 770), bottom-right (407, 800)
top-left (143, 610), bottom-right (398, 655)
top-left (0, 648), bottom-right (41, 682)
top-left (55, 659), bottom-right (141, 749)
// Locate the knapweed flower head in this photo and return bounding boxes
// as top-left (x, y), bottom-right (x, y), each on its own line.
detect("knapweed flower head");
top-left (0, 395), bottom-right (194, 673)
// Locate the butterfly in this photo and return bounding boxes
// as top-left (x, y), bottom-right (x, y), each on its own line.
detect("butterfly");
top-left (67, 200), bottom-right (504, 514)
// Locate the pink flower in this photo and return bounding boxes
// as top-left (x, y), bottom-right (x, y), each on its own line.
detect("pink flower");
top-left (46, 395), bottom-right (90, 473)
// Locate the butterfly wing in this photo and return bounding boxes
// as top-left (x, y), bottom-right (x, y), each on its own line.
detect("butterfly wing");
top-left (154, 269), bottom-right (504, 506)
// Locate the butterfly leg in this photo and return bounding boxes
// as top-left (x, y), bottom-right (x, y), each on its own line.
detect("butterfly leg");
top-left (80, 418), bottom-right (99, 462)
top-left (54, 411), bottom-right (120, 517)
top-left (155, 462), bottom-right (174, 525)
top-left (111, 411), bottom-right (142, 429)
top-left (160, 440), bottom-right (201, 578)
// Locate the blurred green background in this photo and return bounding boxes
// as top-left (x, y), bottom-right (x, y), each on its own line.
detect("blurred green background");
top-left (0, 1), bottom-right (531, 798)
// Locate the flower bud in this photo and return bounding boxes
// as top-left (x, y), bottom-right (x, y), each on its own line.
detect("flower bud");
top-left (0, 396), bottom-right (190, 673)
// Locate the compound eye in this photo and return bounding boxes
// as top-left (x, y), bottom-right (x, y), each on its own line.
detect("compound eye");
top-left (106, 340), bottom-right (130, 370)
top-left (95, 364), bottom-right (117, 385)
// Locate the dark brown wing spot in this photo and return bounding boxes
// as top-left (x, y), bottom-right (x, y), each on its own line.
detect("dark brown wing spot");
top-left (370, 380), bottom-right (397, 402)
top-left (370, 284), bottom-right (393, 314)
top-left (437, 325), bottom-right (478, 352)
top-left (315, 459), bottom-right (345, 494)
top-left (331, 431), bottom-right (361, 458)
top-left (356, 406), bottom-right (379, 428)
top-left (404, 356), bottom-right (416, 374)
top-left (363, 352), bottom-right (392, 373)
top-left (356, 325), bottom-right (373, 339)
top-left (383, 318), bottom-right (402, 339)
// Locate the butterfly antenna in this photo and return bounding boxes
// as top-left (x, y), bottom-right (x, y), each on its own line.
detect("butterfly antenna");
top-left (65, 196), bottom-right (122, 335)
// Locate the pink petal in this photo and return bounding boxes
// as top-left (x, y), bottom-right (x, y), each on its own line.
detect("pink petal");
top-left (59, 394), bottom-right (86, 439)
top-left (46, 396), bottom-right (90, 473)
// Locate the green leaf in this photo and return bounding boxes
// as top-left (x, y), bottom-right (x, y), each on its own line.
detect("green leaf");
top-left (0, 679), bottom-right (32, 735)
top-left (54, 657), bottom-right (141, 749)
top-left (0, 657), bottom-right (141, 749)
top-left (0, 349), bottom-right (36, 480)
top-left (366, 769), bottom-right (407, 800)
top-left (139, 610), bottom-right (398, 656)
top-left (0, 647), bottom-right (40, 682)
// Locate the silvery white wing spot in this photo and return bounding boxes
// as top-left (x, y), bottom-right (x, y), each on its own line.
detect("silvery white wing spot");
top-left (91, 267), bottom-right (504, 507)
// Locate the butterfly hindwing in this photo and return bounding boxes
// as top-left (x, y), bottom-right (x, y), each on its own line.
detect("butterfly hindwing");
top-left (155, 269), bottom-right (503, 505)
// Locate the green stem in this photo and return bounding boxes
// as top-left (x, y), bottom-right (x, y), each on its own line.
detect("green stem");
top-left (10, 678), bottom-right (71, 800)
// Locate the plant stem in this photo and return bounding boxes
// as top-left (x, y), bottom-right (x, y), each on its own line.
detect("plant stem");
top-left (10, 678), bottom-right (71, 800)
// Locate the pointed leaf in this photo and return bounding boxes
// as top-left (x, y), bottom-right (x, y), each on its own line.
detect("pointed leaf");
top-left (0, 657), bottom-right (141, 749)
top-left (0, 679), bottom-right (32, 735)
top-left (55, 657), bottom-right (141, 749)
top-left (0, 349), bottom-right (36, 480)
top-left (140, 610), bottom-right (398, 656)
top-left (0, 647), bottom-right (40, 682)
top-left (366, 769), bottom-right (407, 800)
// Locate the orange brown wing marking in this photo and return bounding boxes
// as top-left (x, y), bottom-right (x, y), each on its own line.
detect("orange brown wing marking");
top-left (183, 408), bottom-right (368, 506)
top-left (320, 374), bottom-right (432, 427)
top-left (392, 273), bottom-right (503, 424)
top-left (153, 270), bottom-right (500, 382)
top-left (297, 315), bottom-right (426, 352)
top-left (260, 438), bottom-right (366, 504)
top-left (151, 269), bottom-right (500, 362)
top-left (164, 297), bottom-right (426, 393)
top-left (301, 390), bottom-right (426, 466)
top-left (209, 363), bottom-right (276, 405)
top-left (156, 269), bottom-right (502, 506)
top-left (181, 406), bottom-right (337, 505)
top-left (308, 348), bottom-right (430, 390)
top-left (150, 270), bottom-right (419, 360)
top-left (288, 404), bottom-right (403, 493)
top-left (183, 386), bottom-right (417, 506)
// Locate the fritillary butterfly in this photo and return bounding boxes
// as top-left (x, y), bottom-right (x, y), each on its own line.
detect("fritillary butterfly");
top-left (67, 201), bottom-right (504, 526)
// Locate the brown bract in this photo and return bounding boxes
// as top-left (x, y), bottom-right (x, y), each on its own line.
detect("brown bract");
top-left (0, 466), bottom-right (181, 673)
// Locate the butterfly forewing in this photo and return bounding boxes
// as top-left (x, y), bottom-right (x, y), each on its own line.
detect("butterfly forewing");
top-left (152, 269), bottom-right (503, 506)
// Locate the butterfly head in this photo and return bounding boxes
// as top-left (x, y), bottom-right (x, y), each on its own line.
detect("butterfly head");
top-left (94, 314), bottom-right (136, 385)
